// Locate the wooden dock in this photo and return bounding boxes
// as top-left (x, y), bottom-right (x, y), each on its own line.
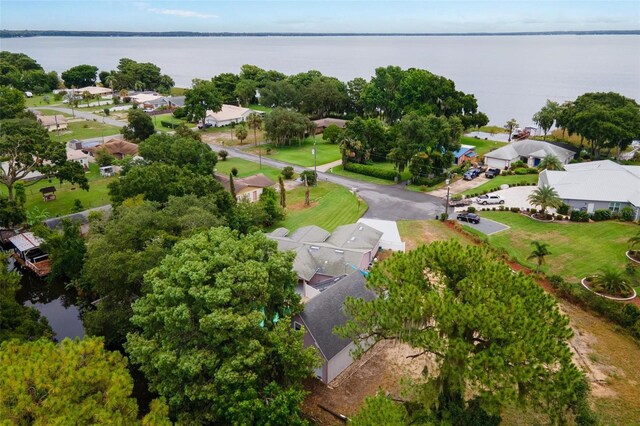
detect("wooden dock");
top-left (11, 253), bottom-right (51, 277)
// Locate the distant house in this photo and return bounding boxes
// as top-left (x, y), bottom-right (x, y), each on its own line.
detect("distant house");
top-left (8, 232), bottom-right (51, 277)
top-left (453, 144), bottom-right (477, 165)
top-left (37, 115), bottom-right (68, 132)
top-left (130, 92), bottom-right (163, 105)
top-left (294, 272), bottom-right (376, 383)
top-left (214, 173), bottom-right (275, 202)
top-left (484, 140), bottom-right (575, 169)
top-left (87, 138), bottom-right (139, 160)
top-left (66, 148), bottom-right (90, 169)
top-left (72, 86), bottom-right (113, 97)
top-left (267, 223), bottom-right (382, 298)
top-left (312, 118), bottom-right (348, 134)
top-left (205, 104), bottom-right (254, 127)
top-left (539, 160), bottom-right (640, 219)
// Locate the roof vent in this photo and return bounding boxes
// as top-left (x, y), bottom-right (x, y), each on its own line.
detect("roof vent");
top-left (335, 249), bottom-right (344, 254)
top-left (358, 226), bottom-right (363, 231)
top-left (310, 246), bottom-right (320, 250)
top-left (350, 237), bottom-right (356, 241)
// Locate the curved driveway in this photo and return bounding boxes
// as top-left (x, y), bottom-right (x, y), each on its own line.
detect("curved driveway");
top-left (218, 145), bottom-right (445, 221)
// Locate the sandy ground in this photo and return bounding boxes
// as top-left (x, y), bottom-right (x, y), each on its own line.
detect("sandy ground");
top-left (429, 175), bottom-right (490, 198)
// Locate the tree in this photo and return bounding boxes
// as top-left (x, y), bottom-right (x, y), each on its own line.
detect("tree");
top-left (538, 154), bottom-right (564, 171)
top-left (351, 393), bottom-right (409, 426)
top-left (278, 175), bottom-right (286, 208)
top-left (184, 80), bottom-right (222, 126)
top-left (0, 337), bottom-right (170, 424)
top-left (235, 122), bottom-right (249, 145)
top-left (234, 79), bottom-right (258, 106)
top-left (138, 133), bottom-right (217, 175)
top-left (121, 108), bottom-right (155, 142)
top-left (527, 184), bottom-right (563, 215)
top-left (301, 76), bottom-right (348, 117)
top-left (532, 100), bottom-right (559, 140)
top-left (346, 77), bottom-right (368, 115)
top-left (589, 267), bottom-right (633, 297)
top-left (505, 118), bottom-right (518, 142)
top-left (211, 72), bottom-right (240, 104)
top-left (38, 219), bottom-right (86, 282)
top-left (323, 124), bottom-right (344, 145)
top-left (258, 186), bottom-right (285, 226)
top-left (264, 108), bottom-right (312, 146)
top-left (110, 58), bottom-right (173, 92)
top-left (247, 112), bottom-right (263, 146)
top-left (0, 197), bottom-right (26, 227)
top-left (259, 80), bottom-right (300, 109)
top-left (527, 241), bottom-right (551, 272)
top-left (0, 52), bottom-right (59, 93)
top-left (125, 228), bottom-right (317, 424)
top-left (82, 90), bottom-right (94, 106)
top-left (61, 64), bottom-right (98, 88)
top-left (629, 230), bottom-right (640, 251)
top-left (338, 241), bottom-right (583, 423)
top-left (229, 173), bottom-right (236, 200)
top-left (0, 117), bottom-right (88, 201)
top-left (0, 85), bottom-right (26, 119)
top-left (0, 254), bottom-right (53, 343)
top-left (95, 147), bottom-right (116, 167)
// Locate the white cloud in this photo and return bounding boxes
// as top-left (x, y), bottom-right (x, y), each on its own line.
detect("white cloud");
top-left (139, 3), bottom-right (217, 19)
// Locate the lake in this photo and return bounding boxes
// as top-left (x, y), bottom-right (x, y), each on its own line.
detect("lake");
top-left (2, 35), bottom-right (639, 126)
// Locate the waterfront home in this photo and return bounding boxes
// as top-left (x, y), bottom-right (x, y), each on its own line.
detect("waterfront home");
top-left (214, 173), bottom-right (275, 202)
top-left (484, 140), bottom-right (575, 169)
top-left (312, 118), bottom-right (347, 134)
top-left (204, 104), bottom-right (255, 127)
top-left (8, 232), bottom-right (51, 277)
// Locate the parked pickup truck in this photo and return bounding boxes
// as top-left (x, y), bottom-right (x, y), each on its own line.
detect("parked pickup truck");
top-left (475, 194), bottom-right (505, 205)
top-left (485, 168), bottom-right (501, 178)
top-left (448, 198), bottom-right (472, 207)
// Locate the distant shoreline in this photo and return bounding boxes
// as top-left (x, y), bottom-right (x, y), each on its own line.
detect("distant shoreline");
top-left (1, 29), bottom-right (639, 38)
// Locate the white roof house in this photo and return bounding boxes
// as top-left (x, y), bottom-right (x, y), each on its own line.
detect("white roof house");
top-left (72, 86), bottom-right (113, 96)
top-left (205, 104), bottom-right (254, 127)
top-left (9, 232), bottom-right (44, 253)
top-left (484, 140), bottom-right (576, 169)
top-left (539, 160), bottom-right (640, 218)
top-left (130, 92), bottom-right (163, 104)
top-left (66, 148), bottom-right (91, 168)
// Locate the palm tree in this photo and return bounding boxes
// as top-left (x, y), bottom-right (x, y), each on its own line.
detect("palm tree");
top-left (589, 267), bottom-right (632, 297)
top-left (246, 112), bottom-right (263, 146)
top-left (527, 241), bottom-right (551, 272)
top-left (505, 118), bottom-right (518, 142)
top-left (528, 185), bottom-right (563, 216)
top-left (235, 123), bottom-right (248, 145)
top-left (538, 154), bottom-right (564, 171)
top-left (629, 230), bottom-right (640, 252)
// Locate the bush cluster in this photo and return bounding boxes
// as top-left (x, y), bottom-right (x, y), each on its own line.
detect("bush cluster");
top-left (160, 120), bottom-right (179, 129)
top-left (300, 170), bottom-right (317, 185)
top-left (570, 210), bottom-right (590, 222)
top-left (281, 166), bottom-right (295, 179)
top-left (557, 203), bottom-right (570, 215)
top-left (344, 162), bottom-right (397, 181)
top-left (591, 209), bottom-right (611, 221)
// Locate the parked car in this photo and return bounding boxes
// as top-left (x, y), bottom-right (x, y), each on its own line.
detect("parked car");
top-left (475, 194), bottom-right (505, 205)
top-left (463, 169), bottom-right (481, 180)
top-left (457, 212), bottom-right (481, 224)
top-left (485, 168), bottom-right (501, 178)
top-left (448, 198), bottom-right (472, 207)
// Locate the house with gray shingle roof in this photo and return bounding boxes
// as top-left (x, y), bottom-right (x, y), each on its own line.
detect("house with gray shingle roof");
top-left (215, 173), bottom-right (275, 203)
top-left (294, 272), bottom-right (375, 383)
top-left (484, 140), bottom-right (576, 169)
top-left (267, 223), bottom-right (382, 299)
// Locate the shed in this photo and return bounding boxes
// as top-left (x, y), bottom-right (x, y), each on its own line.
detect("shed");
top-left (39, 186), bottom-right (56, 202)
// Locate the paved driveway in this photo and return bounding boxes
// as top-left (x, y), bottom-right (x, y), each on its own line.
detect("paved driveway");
top-left (452, 215), bottom-right (510, 235)
top-left (456, 186), bottom-right (548, 212)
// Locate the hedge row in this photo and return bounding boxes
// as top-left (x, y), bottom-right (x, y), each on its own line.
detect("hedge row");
top-left (413, 175), bottom-right (446, 187)
top-left (160, 120), bottom-right (180, 129)
top-left (344, 162), bottom-right (397, 181)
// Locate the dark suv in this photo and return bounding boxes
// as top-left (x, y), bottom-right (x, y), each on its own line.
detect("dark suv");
top-left (485, 168), bottom-right (501, 178)
top-left (457, 212), bottom-right (481, 224)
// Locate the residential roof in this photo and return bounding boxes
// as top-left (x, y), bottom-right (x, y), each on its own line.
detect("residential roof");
top-left (214, 173), bottom-right (275, 193)
top-left (37, 115), bottom-right (67, 126)
top-left (206, 104), bottom-right (253, 122)
top-left (300, 272), bottom-right (375, 361)
top-left (87, 139), bottom-right (139, 157)
top-left (39, 186), bottom-right (56, 194)
top-left (73, 86), bottom-right (112, 96)
top-left (9, 232), bottom-right (44, 253)
top-left (485, 140), bottom-right (575, 162)
top-left (67, 149), bottom-right (89, 161)
top-left (313, 118), bottom-right (348, 129)
top-left (165, 96), bottom-right (185, 107)
top-left (131, 93), bottom-right (163, 104)
top-left (540, 160), bottom-right (640, 206)
top-left (326, 223), bottom-right (384, 250)
top-left (453, 144), bottom-right (475, 159)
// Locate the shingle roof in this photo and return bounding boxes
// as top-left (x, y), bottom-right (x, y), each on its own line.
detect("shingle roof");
top-left (206, 104), bottom-right (252, 122)
top-left (37, 115), bottom-right (67, 126)
top-left (485, 140), bottom-right (575, 162)
top-left (326, 223), bottom-right (384, 250)
top-left (9, 232), bottom-right (44, 253)
top-left (300, 272), bottom-right (375, 361)
top-left (540, 160), bottom-right (640, 205)
top-left (214, 173), bottom-right (275, 193)
top-left (312, 118), bottom-right (348, 129)
top-left (87, 139), bottom-right (139, 157)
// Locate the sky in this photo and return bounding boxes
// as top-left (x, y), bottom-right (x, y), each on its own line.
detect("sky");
top-left (1, 0), bottom-right (639, 33)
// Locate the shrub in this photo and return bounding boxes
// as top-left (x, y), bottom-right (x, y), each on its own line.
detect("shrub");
top-left (281, 166), bottom-right (295, 179)
top-left (123, 96), bottom-right (131, 103)
top-left (620, 206), bottom-right (634, 222)
top-left (526, 168), bottom-right (539, 174)
top-left (218, 150), bottom-right (228, 161)
top-left (412, 175), bottom-right (446, 187)
top-left (570, 210), bottom-right (590, 222)
top-left (53, 93), bottom-right (63, 101)
top-left (451, 194), bottom-right (462, 201)
top-left (231, 167), bottom-right (238, 177)
top-left (160, 120), bottom-right (179, 129)
top-left (103, 108), bottom-right (110, 116)
top-left (344, 162), bottom-right (397, 181)
top-left (510, 207), bottom-right (521, 213)
top-left (173, 107), bottom-right (186, 119)
top-left (266, 147), bottom-right (272, 155)
top-left (514, 168), bottom-right (529, 175)
top-left (300, 170), bottom-right (317, 185)
top-left (591, 209), bottom-right (611, 221)
top-left (439, 213), bottom-right (448, 221)
top-left (510, 160), bottom-right (526, 169)
top-left (72, 199), bottom-right (84, 213)
top-left (467, 206), bottom-right (476, 213)
top-left (112, 95), bottom-right (121, 105)
top-left (557, 203), bottom-right (570, 215)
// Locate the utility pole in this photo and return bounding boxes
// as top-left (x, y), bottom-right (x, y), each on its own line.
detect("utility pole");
top-left (313, 139), bottom-right (317, 187)
top-left (445, 178), bottom-right (451, 219)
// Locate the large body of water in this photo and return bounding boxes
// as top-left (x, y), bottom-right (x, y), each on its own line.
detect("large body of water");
top-left (2, 35), bottom-right (639, 125)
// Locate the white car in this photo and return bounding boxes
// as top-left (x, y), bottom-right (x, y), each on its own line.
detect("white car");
top-left (475, 194), bottom-right (505, 205)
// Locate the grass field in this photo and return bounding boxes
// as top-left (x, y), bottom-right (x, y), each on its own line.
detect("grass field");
top-left (397, 220), bottom-right (470, 250)
top-left (35, 109), bottom-right (72, 117)
top-left (459, 174), bottom-right (538, 196)
top-left (329, 161), bottom-right (410, 185)
top-left (460, 135), bottom-right (504, 157)
top-left (2, 164), bottom-right (115, 218)
top-left (248, 104), bottom-right (272, 112)
top-left (151, 113), bottom-right (195, 132)
top-left (479, 212), bottom-right (636, 283)
top-left (245, 137), bottom-right (341, 167)
top-left (214, 157), bottom-right (283, 182)
top-left (25, 93), bottom-right (62, 108)
top-left (273, 182), bottom-right (367, 232)
top-left (53, 121), bottom-right (121, 143)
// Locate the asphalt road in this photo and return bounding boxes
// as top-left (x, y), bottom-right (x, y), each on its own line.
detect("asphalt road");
top-left (218, 145), bottom-right (445, 221)
top-left (31, 106), bottom-right (126, 127)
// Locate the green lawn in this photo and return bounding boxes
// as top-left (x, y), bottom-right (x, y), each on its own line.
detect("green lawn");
top-left (248, 104), bottom-right (272, 113)
top-left (25, 93), bottom-right (63, 108)
top-left (2, 164), bottom-right (115, 218)
top-left (273, 182), bottom-right (367, 232)
top-left (459, 174), bottom-right (538, 196)
top-left (476, 125), bottom-right (507, 134)
top-left (245, 137), bottom-right (341, 167)
top-left (460, 136), bottom-right (504, 157)
top-left (329, 165), bottom-right (396, 185)
top-left (151, 113), bottom-right (195, 132)
top-left (35, 109), bottom-right (72, 117)
top-left (54, 120), bottom-right (121, 143)
top-left (479, 211), bottom-right (636, 283)
top-left (214, 157), bottom-right (283, 182)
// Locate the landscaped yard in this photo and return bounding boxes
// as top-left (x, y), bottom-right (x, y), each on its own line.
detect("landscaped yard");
top-left (34, 109), bottom-right (72, 117)
top-left (460, 135), bottom-right (504, 157)
top-left (25, 93), bottom-right (62, 108)
top-left (1, 163), bottom-right (115, 218)
top-left (459, 174), bottom-right (538, 196)
top-left (329, 161), bottom-right (410, 185)
top-left (151, 113), bottom-right (195, 132)
top-left (273, 182), bottom-right (367, 232)
top-left (54, 120), bottom-right (121, 143)
top-left (244, 137), bottom-right (341, 167)
top-left (478, 212), bottom-right (636, 284)
top-left (214, 157), bottom-right (283, 182)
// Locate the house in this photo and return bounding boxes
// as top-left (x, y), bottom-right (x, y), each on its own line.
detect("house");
top-left (357, 218), bottom-right (405, 252)
top-left (453, 144), bottom-right (477, 166)
top-left (8, 232), bottom-right (51, 277)
top-left (214, 173), bottom-right (275, 202)
top-left (483, 140), bottom-right (575, 169)
top-left (205, 104), bottom-right (254, 127)
top-left (267, 223), bottom-right (382, 298)
top-left (72, 86), bottom-right (113, 97)
top-left (130, 92), bottom-right (163, 105)
top-left (37, 115), bottom-right (68, 132)
top-left (294, 272), bottom-right (376, 383)
top-left (66, 148), bottom-right (90, 169)
top-left (143, 96), bottom-right (186, 111)
top-left (312, 118), bottom-right (348, 134)
top-left (87, 138), bottom-right (139, 160)
top-left (539, 160), bottom-right (640, 219)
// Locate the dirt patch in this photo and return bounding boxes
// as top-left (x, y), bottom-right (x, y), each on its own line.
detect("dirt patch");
top-left (287, 199), bottom-right (318, 212)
